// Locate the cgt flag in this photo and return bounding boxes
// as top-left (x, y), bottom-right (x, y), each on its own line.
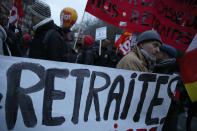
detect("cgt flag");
top-left (9, 0), bottom-right (24, 27)
top-left (179, 48), bottom-right (197, 102)
top-left (114, 31), bottom-right (136, 56)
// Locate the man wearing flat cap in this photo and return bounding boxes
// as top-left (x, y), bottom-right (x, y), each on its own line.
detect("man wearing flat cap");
top-left (116, 30), bottom-right (162, 72)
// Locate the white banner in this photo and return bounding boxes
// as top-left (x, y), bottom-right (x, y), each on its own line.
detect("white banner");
top-left (95, 27), bottom-right (107, 41)
top-left (0, 56), bottom-right (178, 131)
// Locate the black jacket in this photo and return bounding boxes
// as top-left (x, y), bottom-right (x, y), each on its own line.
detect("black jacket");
top-left (29, 20), bottom-right (66, 62)
top-left (95, 47), bottom-right (111, 67)
top-left (75, 46), bottom-right (96, 65)
top-left (153, 58), bottom-right (179, 74)
top-left (3, 24), bottom-right (22, 56)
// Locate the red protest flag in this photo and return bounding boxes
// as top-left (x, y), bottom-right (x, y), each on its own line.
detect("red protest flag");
top-left (114, 31), bottom-right (135, 56)
top-left (179, 48), bottom-right (197, 102)
top-left (9, 0), bottom-right (24, 27)
top-left (85, 0), bottom-right (197, 51)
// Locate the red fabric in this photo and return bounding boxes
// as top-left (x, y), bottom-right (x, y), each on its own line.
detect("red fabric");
top-left (24, 45), bottom-right (28, 49)
top-left (13, 0), bottom-right (24, 18)
top-left (9, 0), bottom-right (24, 26)
top-left (83, 35), bottom-right (95, 48)
top-left (173, 89), bottom-right (180, 99)
top-left (85, 0), bottom-right (197, 51)
top-left (179, 48), bottom-right (197, 84)
top-left (127, 129), bottom-right (133, 131)
top-left (114, 31), bottom-right (132, 56)
top-left (149, 127), bottom-right (158, 131)
top-left (113, 123), bottom-right (118, 129)
top-left (23, 34), bottom-right (30, 40)
top-left (136, 129), bottom-right (147, 131)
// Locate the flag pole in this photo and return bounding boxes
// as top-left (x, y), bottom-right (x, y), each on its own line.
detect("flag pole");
top-left (73, 11), bottom-right (86, 49)
top-left (99, 40), bottom-right (102, 56)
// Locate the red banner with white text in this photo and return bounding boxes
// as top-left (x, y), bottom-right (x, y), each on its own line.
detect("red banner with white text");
top-left (85, 0), bottom-right (197, 51)
top-left (9, 0), bottom-right (24, 27)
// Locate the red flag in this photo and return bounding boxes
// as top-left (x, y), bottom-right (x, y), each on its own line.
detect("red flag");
top-left (9, 0), bottom-right (24, 27)
top-left (85, 0), bottom-right (197, 51)
top-left (114, 31), bottom-right (136, 56)
top-left (179, 48), bottom-right (197, 102)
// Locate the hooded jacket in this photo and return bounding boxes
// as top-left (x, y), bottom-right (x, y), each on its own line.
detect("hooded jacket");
top-left (116, 45), bottom-right (148, 72)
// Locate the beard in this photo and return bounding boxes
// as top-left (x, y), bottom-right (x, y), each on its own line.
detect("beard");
top-left (149, 54), bottom-right (157, 62)
top-left (140, 49), bottom-right (157, 63)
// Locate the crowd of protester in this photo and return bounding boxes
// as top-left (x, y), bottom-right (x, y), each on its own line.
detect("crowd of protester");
top-left (0, 1), bottom-right (123, 68)
top-left (0, 1), bottom-right (196, 131)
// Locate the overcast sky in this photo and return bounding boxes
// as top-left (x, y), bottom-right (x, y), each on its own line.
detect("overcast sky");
top-left (41, 0), bottom-right (89, 26)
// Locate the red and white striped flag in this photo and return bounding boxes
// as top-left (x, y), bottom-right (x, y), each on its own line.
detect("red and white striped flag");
top-left (9, 0), bottom-right (24, 27)
top-left (114, 31), bottom-right (136, 56)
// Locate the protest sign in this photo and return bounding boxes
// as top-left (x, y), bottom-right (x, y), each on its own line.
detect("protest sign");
top-left (95, 27), bottom-right (107, 55)
top-left (85, 0), bottom-right (197, 51)
top-left (95, 26), bottom-right (107, 41)
top-left (0, 56), bottom-right (178, 131)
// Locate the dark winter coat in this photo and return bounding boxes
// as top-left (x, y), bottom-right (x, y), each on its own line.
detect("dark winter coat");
top-left (109, 52), bottom-right (123, 68)
top-left (75, 46), bottom-right (96, 65)
top-left (96, 47), bottom-right (123, 68)
top-left (3, 24), bottom-right (22, 56)
top-left (29, 19), bottom-right (66, 62)
top-left (75, 35), bottom-right (96, 65)
top-left (96, 47), bottom-right (111, 67)
top-left (153, 58), bottom-right (179, 74)
top-left (63, 40), bottom-right (77, 63)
